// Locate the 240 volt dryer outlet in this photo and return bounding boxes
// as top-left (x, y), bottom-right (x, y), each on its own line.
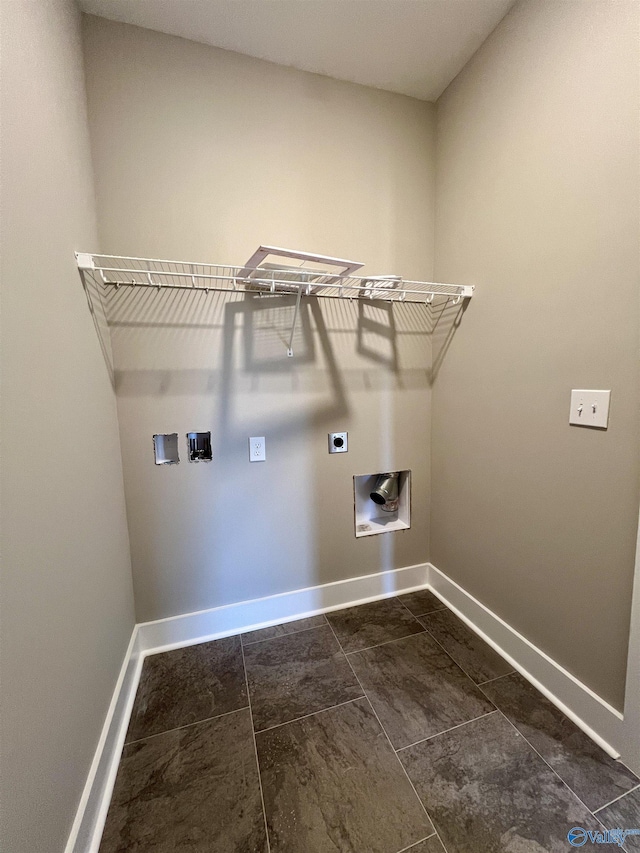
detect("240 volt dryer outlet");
top-left (328, 432), bottom-right (348, 453)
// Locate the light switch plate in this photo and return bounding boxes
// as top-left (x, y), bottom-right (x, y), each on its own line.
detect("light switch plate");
top-left (249, 436), bottom-right (266, 461)
top-left (569, 390), bottom-right (611, 429)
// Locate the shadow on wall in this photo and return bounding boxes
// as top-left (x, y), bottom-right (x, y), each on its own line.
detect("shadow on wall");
top-left (90, 283), bottom-right (467, 615)
top-left (218, 294), bottom-right (348, 442)
top-left (354, 297), bottom-right (467, 382)
top-left (81, 269), bottom-right (115, 387)
top-left (105, 287), bottom-right (462, 397)
top-left (430, 297), bottom-right (468, 382)
top-left (357, 300), bottom-right (399, 371)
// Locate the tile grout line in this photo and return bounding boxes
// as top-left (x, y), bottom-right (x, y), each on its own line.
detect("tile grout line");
top-left (396, 598), bottom-right (500, 700)
top-left (400, 599), bottom-right (516, 690)
top-left (616, 757), bottom-right (640, 778)
top-left (476, 671), bottom-right (516, 687)
top-left (405, 607), bottom-right (450, 618)
top-left (124, 705), bottom-right (251, 747)
top-left (394, 593), bottom-right (448, 617)
top-left (240, 640), bottom-right (272, 853)
top-left (431, 828), bottom-right (451, 853)
top-left (393, 594), bottom-right (449, 620)
top-left (395, 710), bottom-right (500, 753)
top-left (494, 708), bottom-right (611, 832)
top-left (593, 782), bottom-right (640, 815)
top-left (394, 832), bottom-right (438, 853)
top-left (236, 600), bottom-right (441, 651)
top-left (242, 617), bottom-right (328, 646)
top-left (469, 650), bottom-right (639, 827)
top-left (345, 629), bottom-right (428, 656)
top-left (253, 696), bottom-right (365, 735)
top-left (325, 617), bottom-right (452, 853)
top-left (324, 597), bottom-right (428, 656)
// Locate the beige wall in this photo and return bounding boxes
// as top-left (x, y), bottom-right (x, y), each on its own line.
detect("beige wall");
top-left (82, 17), bottom-right (436, 622)
top-left (432, 0), bottom-right (640, 709)
top-left (0, 3), bottom-right (136, 851)
top-left (3, 4), bottom-right (637, 849)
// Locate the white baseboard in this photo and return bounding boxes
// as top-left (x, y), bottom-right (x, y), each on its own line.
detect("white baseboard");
top-left (621, 507), bottom-right (640, 773)
top-left (65, 626), bottom-right (143, 853)
top-left (66, 562), bottom-right (429, 853)
top-left (137, 562), bottom-right (430, 654)
top-left (68, 558), bottom-right (632, 853)
top-left (427, 562), bottom-right (625, 759)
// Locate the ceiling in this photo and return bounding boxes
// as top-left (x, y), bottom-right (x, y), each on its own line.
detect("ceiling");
top-left (77, 0), bottom-right (516, 102)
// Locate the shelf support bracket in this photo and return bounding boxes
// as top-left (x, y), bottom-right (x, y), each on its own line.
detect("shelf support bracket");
top-left (287, 286), bottom-right (304, 357)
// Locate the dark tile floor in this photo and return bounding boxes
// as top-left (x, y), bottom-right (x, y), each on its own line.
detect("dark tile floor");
top-left (597, 789), bottom-right (640, 851)
top-left (100, 590), bottom-right (640, 853)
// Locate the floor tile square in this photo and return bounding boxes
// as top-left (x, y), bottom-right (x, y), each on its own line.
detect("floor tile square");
top-left (243, 624), bottom-right (363, 731)
top-left (242, 614), bottom-right (327, 645)
top-left (419, 608), bottom-right (513, 684)
top-left (597, 788), bottom-right (640, 851)
top-left (481, 672), bottom-right (640, 810)
top-left (397, 590), bottom-right (447, 617)
top-left (99, 709), bottom-right (267, 853)
top-left (349, 632), bottom-right (495, 748)
top-left (400, 711), bottom-right (602, 853)
top-left (326, 597), bottom-right (424, 653)
top-left (125, 636), bottom-right (247, 743)
top-left (256, 697), bottom-right (434, 853)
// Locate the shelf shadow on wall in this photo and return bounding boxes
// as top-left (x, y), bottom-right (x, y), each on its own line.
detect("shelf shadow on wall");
top-left (243, 292), bottom-right (316, 370)
top-left (102, 282), bottom-right (467, 398)
top-left (81, 269), bottom-right (115, 387)
top-left (429, 297), bottom-right (469, 384)
top-left (356, 299), bottom-right (399, 373)
top-left (218, 292), bottom-right (348, 442)
top-left (106, 287), bottom-right (348, 421)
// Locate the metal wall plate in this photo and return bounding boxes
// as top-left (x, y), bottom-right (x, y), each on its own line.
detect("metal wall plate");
top-left (328, 432), bottom-right (348, 453)
top-left (153, 433), bottom-right (179, 465)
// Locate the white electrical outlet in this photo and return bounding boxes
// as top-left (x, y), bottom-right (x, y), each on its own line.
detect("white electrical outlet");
top-left (249, 436), bottom-right (266, 461)
top-left (569, 390), bottom-right (611, 429)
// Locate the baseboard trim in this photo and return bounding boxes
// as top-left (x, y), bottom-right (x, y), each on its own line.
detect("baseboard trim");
top-left (65, 626), bottom-right (143, 853)
top-left (68, 559), bottom-right (629, 853)
top-left (137, 562), bottom-right (430, 654)
top-left (67, 562), bottom-right (430, 852)
top-left (427, 563), bottom-right (625, 758)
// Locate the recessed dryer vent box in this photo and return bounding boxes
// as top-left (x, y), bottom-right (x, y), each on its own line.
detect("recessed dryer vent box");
top-left (187, 432), bottom-right (212, 462)
top-left (153, 433), bottom-right (179, 465)
top-left (353, 470), bottom-right (411, 538)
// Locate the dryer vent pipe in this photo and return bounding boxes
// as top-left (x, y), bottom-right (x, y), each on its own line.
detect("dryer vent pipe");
top-left (370, 472), bottom-right (399, 511)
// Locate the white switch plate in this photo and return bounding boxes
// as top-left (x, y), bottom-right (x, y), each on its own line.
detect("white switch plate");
top-left (249, 436), bottom-right (266, 461)
top-left (569, 390), bottom-right (611, 429)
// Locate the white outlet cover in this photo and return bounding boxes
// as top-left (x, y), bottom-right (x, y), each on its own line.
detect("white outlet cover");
top-left (569, 390), bottom-right (611, 429)
top-left (249, 436), bottom-right (266, 461)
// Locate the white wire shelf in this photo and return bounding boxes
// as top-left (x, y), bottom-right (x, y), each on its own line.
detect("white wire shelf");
top-left (76, 251), bottom-right (474, 356)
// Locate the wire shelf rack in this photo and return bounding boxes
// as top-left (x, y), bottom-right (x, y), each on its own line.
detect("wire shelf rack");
top-left (76, 252), bottom-right (474, 356)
